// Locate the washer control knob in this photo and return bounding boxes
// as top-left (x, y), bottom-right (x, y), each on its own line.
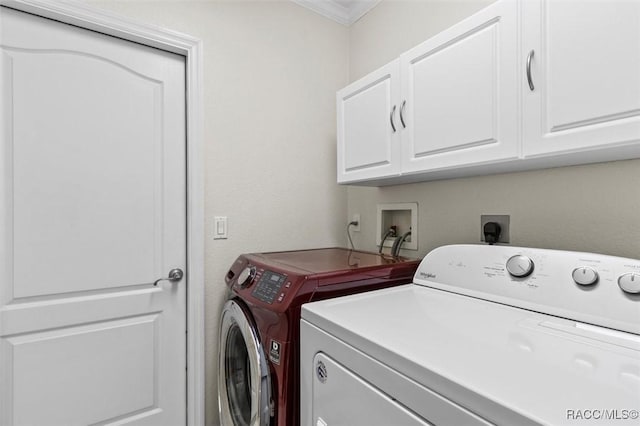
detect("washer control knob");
top-left (237, 266), bottom-right (256, 288)
top-left (572, 267), bottom-right (599, 286)
top-left (506, 255), bottom-right (534, 278)
top-left (618, 273), bottom-right (640, 294)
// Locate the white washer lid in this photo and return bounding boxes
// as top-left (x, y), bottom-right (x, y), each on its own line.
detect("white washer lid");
top-left (302, 284), bottom-right (640, 425)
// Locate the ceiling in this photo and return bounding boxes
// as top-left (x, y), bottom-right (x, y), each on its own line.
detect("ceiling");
top-left (291, 0), bottom-right (382, 26)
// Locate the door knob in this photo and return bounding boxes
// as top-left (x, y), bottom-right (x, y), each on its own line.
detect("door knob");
top-left (154, 268), bottom-right (184, 286)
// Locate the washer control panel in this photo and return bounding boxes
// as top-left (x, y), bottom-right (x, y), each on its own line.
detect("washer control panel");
top-left (412, 244), bottom-right (640, 335)
top-left (251, 270), bottom-right (288, 304)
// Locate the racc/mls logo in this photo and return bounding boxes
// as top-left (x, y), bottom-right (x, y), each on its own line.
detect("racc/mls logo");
top-left (419, 272), bottom-right (437, 279)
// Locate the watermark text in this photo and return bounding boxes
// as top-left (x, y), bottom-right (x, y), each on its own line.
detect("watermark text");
top-left (566, 409), bottom-right (639, 421)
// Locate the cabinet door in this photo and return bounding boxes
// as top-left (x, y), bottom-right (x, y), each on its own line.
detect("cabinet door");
top-left (400, 0), bottom-right (519, 174)
top-left (523, 0), bottom-right (640, 158)
top-left (337, 60), bottom-right (401, 184)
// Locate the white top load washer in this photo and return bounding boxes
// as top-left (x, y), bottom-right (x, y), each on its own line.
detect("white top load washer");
top-left (300, 245), bottom-right (640, 426)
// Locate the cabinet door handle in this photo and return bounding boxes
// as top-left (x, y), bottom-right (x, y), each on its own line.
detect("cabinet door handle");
top-left (399, 100), bottom-right (407, 128)
top-left (390, 105), bottom-right (397, 132)
top-left (526, 50), bottom-right (535, 91)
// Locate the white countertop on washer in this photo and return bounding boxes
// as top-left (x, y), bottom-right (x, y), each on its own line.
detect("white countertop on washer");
top-left (302, 284), bottom-right (640, 425)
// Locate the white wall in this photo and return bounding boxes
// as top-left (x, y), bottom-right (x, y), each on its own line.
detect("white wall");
top-left (88, 1), bottom-right (349, 424)
top-left (347, 0), bottom-right (640, 260)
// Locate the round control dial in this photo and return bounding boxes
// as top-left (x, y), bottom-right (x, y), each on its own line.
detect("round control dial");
top-left (237, 266), bottom-right (256, 288)
top-left (572, 267), bottom-right (599, 286)
top-left (618, 273), bottom-right (640, 294)
top-left (506, 255), bottom-right (534, 278)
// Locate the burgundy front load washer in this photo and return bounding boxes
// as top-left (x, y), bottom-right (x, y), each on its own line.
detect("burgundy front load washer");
top-left (218, 248), bottom-right (420, 426)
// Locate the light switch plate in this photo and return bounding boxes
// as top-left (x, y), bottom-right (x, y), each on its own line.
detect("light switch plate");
top-left (214, 216), bottom-right (228, 239)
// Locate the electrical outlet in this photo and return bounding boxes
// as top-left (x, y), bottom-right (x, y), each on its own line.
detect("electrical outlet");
top-left (352, 214), bottom-right (361, 232)
top-left (480, 215), bottom-right (510, 243)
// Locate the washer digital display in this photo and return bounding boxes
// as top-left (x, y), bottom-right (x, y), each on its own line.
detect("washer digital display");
top-left (252, 270), bottom-right (287, 303)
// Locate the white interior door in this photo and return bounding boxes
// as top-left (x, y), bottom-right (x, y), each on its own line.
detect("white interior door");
top-left (0, 7), bottom-right (187, 426)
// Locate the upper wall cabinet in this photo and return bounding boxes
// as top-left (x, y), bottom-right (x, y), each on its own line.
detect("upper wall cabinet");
top-left (337, 60), bottom-right (401, 183)
top-left (337, 0), bottom-right (640, 185)
top-left (522, 0), bottom-right (640, 158)
top-left (400, 0), bottom-right (519, 175)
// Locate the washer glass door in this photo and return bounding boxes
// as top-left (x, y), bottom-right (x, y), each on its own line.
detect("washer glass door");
top-left (219, 299), bottom-right (271, 426)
